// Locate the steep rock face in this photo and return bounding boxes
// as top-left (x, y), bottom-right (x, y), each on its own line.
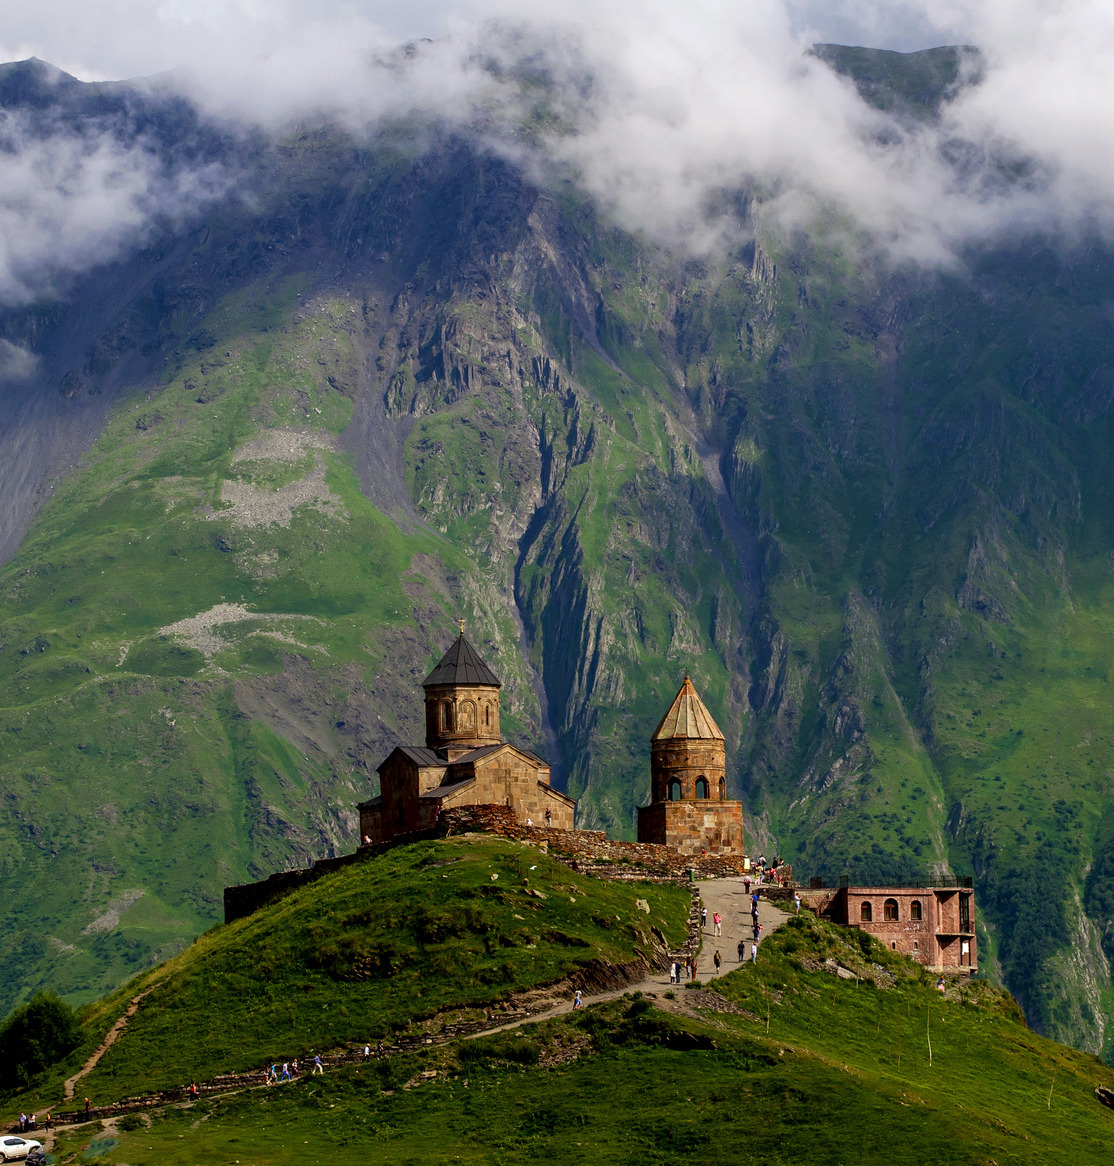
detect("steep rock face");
top-left (2, 53), bottom-right (1114, 1056)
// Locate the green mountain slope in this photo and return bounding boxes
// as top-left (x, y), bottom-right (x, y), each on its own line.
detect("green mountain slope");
top-left (3, 47), bottom-right (1114, 1059)
top-left (10, 842), bottom-right (1114, 1166)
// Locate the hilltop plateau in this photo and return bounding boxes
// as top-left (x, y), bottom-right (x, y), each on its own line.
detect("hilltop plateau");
top-left (4, 837), bottom-right (1113, 1165)
top-left (1, 42), bottom-right (1114, 1061)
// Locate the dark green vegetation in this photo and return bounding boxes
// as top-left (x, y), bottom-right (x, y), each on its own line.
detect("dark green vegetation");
top-left (3, 45), bottom-right (1114, 1056)
top-left (3, 836), bottom-right (687, 1109)
top-left (41, 906), bottom-right (1114, 1165)
top-left (0, 991), bottom-right (79, 1091)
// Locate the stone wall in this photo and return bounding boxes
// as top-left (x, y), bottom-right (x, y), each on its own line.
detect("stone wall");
top-left (225, 803), bottom-right (771, 924)
top-left (438, 803), bottom-right (751, 879)
top-left (636, 800), bottom-right (745, 856)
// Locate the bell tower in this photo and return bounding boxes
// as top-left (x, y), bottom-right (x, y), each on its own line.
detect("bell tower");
top-left (638, 674), bottom-right (744, 855)
top-left (422, 621), bottom-right (502, 761)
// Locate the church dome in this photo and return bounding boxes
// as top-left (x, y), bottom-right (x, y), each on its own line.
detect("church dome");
top-left (422, 633), bottom-right (501, 689)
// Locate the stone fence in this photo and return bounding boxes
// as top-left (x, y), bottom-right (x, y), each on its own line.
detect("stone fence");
top-left (224, 803), bottom-right (792, 924)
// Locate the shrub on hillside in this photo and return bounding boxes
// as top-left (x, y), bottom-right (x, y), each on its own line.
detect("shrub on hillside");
top-left (0, 991), bottom-right (81, 1090)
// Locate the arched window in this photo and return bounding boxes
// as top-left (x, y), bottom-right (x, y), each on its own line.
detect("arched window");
top-left (669, 780), bottom-right (682, 802)
top-left (441, 700), bottom-right (454, 731)
top-left (884, 898), bottom-right (899, 922)
top-left (484, 703), bottom-right (490, 727)
top-left (913, 941), bottom-right (919, 952)
top-left (460, 700), bottom-right (476, 730)
top-left (695, 777), bottom-right (709, 799)
top-left (860, 901), bottom-right (872, 922)
top-left (910, 900), bottom-right (922, 921)
top-left (718, 779), bottom-right (726, 799)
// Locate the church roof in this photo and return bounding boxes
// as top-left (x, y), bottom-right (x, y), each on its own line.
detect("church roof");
top-left (651, 675), bottom-right (725, 742)
top-left (422, 632), bottom-right (501, 689)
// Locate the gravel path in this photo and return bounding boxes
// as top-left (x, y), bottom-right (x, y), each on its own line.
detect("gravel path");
top-left (693, 876), bottom-right (791, 981)
top-left (470, 877), bottom-right (791, 1036)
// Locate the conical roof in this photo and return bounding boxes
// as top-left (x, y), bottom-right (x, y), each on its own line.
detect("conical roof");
top-left (422, 633), bottom-right (501, 688)
top-left (651, 675), bottom-right (724, 741)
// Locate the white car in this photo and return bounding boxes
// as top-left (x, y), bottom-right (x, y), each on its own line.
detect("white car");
top-left (0, 1138), bottom-right (42, 1162)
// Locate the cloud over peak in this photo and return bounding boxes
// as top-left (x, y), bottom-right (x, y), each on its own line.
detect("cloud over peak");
top-left (1, 0), bottom-right (1114, 302)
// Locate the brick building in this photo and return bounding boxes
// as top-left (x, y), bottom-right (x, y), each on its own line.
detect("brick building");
top-left (358, 628), bottom-right (575, 843)
top-left (830, 883), bottom-right (977, 973)
top-left (636, 675), bottom-right (745, 856)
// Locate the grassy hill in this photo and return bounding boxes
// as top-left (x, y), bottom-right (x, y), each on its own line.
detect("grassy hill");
top-left (7, 843), bottom-right (1111, 1165)
top-left (9, 835), bottom-right (688, 1110)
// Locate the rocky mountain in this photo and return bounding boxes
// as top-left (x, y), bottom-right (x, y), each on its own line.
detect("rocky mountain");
top-left (2, 47), bottom-right (1114, 1058)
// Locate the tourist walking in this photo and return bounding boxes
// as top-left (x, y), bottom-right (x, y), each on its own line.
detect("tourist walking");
top-left (753, 919), bottom-right (762, 941)
top-left (713, 912), bottom-right (722, 937)
top-left (313, 1054), bottom-right (324, 1075)
top-left (573, 989), bottom-right (583, 1009)
top-left (794, 893), bottom-right (802, 914)
top-left (189, 1081), bottom-right (198, 1100)
top-left (84, 1099), bottom-right (91, 1118)
top-left (364, 1044), bottom-right (370, 1059)
top-left (292, 1059), bottom-right (299, 1078)
top-left (670, 961), bottom-right (678, 984)
top-left (281, 1062), bottom-right (291, 1082)
top-left (744, 874), bottom-right (751, 893)
top-left (701, 906), bottom-right (708, 930)
top-left (713, 950), bottom-right (722, 974)
top-left (737, 938), bottom-right (747, 961)
top-left (751, 942), bottom-right (758, 963)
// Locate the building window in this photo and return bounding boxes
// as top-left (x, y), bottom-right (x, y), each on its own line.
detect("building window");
top-left (441, 700), bottom-right (454, 731)
top-left (910, 900), bottom-right (922, 921)
top-left (461, 700), bottom-right (476, 730)
top-left (860, 901), bottom-right (872, 922)
top-left (484, 703), bottom-right (490, 727)
top-left (695, 777), bottom-right (709, 799)
top-left (891, 941), bottom-right (897, 950)
top-left (718, 778), bottom-right (726, 799)
top-left (959, 895), bottom-right (971, 932)
top-left (669, 780), bottom-right (682, 802)
top-left (913, 941), bottom-right (919, 952)
top-left (884, 898), bottom-right (899, 922)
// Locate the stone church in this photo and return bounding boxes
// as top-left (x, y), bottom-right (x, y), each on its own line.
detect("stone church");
top-left (636, 675), bottom-right (745, 856)
top-left (358, 627), bottom-right (576, 843)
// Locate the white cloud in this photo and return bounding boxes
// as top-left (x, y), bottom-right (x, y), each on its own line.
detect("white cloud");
top-left (0, 339), bottom-right (38, 381)
top-left (1, 0), bottom-right (1114, 279)
top-left (0, 111), bottom-right (229, 305)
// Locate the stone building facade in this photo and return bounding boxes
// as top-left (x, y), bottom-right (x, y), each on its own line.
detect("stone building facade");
top-left (358, 629), bottom-right (575, 843)
top-left (830, 884), bottom-right (977, 973)
top-left (636, 676), bottom-right (745, 856)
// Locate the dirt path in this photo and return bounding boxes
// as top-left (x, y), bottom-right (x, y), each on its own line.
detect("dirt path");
top-left (63, 984), bottom-right (161, 1101)
top-left (470, 878), bottom-right (790, 1037)
top-left (693, 877), bottom-right (791, 981)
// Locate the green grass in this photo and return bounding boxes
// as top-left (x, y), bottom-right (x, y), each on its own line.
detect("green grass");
top-left (13, 836), bottom-right (688, 1108)
top-left (45, 912), bottom-right (1114, 1166)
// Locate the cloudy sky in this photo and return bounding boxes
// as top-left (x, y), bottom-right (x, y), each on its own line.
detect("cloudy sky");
top-left (0, 0), bottom-right (1112, 311)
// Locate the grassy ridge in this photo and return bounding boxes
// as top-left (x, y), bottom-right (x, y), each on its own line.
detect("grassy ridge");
top-left (44, 907), bottom-right (1114, 1166)
top-left (22, 836), bottom-right (688, 1107)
